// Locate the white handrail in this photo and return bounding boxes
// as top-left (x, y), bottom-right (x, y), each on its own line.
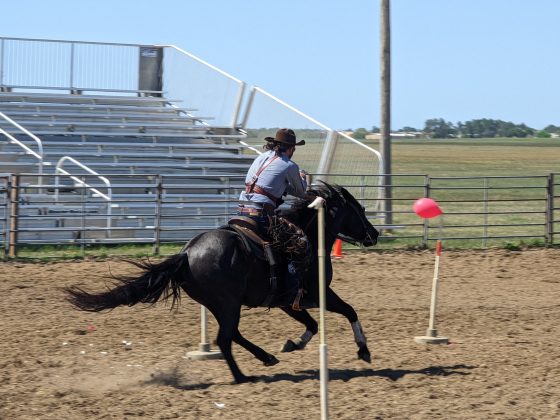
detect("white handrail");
top-left (55, 156), bottom-right (112, 202)
top-left (0, 111), bottom-right (44, 180)
top-left (55, 156), bottom-right (113, 236)
top-left (336, 131), bottom-right (384, 171)
top-left (242, 87), bottom-right (332, 131)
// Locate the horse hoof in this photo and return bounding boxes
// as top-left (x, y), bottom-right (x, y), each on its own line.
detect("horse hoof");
top-left (281, 339), bottom-right (300, 353)
top-left (264, 355), bottom-right (280, 367)
top-left (357, 346), bottom-right (371, 363)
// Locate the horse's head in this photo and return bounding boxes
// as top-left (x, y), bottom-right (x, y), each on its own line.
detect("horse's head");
top-left (307, 181), bottom-right (379, 247)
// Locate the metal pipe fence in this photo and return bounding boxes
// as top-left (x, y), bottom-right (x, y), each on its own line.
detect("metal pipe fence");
top-left (2, 173), bottom-right (559, 258)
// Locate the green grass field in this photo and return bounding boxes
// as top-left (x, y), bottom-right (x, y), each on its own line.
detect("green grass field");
top-left (387, 137), bottom-right (560, 176)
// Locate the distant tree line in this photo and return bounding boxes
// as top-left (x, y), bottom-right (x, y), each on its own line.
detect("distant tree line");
top-left (350, 120), bottom-right (560, 140)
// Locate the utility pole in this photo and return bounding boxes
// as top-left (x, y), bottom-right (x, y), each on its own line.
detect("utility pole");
top-left (380, 0), bottom-right (393, 227)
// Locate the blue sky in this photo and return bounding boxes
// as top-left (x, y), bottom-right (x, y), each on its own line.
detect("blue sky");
top-left (2, 0), bottom-right (559, 131)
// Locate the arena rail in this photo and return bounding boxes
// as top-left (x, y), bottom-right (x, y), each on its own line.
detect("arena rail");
top-left (2, 173), bottom-right (559, 257)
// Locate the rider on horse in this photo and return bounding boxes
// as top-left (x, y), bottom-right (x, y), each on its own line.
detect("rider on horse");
top-left (238, 128), bottom-right (313, 309)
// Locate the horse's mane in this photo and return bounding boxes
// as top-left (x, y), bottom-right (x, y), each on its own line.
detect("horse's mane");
top-left (291, 181), bottom-right (346, 212)
top-left (277, 182), bottom-right (347, 231)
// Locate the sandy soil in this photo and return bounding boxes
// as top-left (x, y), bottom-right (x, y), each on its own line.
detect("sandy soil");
top-left (1, 248), bottom-right (559, 419)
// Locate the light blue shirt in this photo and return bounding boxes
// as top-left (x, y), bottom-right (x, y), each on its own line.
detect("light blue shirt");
top-left (239, 150), bottom-right (307, 208)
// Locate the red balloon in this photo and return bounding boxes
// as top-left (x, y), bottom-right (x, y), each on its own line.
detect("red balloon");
top-left (413, 198), bottom-right (443, 219)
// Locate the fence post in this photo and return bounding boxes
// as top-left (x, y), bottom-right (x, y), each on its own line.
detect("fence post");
top-left (8, 174), bottom-right (19, 258)
top-left (421, 176), bottom-right (430, 248)
top-left (0, 38), bottom-right (4, 88)
top-left (2, 175), bottom-right (8, 259)
top-left (546, 173), bottom-right (554, 245)
top-left (153, 175), bottom-right (163, 255)
top-left (80, 178), bottom-right (86, 257)
top-left (224, 176), bottom-right (231, 225)
top-left (483, 177), bottom-right (489, 248)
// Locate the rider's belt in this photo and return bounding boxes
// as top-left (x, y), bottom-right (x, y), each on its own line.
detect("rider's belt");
top-left (237, 203), bottom-right (275, 217)
top-left (237, 206), bottom-right (264, 217)
top-left (245, 184), bottom-right (280, 203)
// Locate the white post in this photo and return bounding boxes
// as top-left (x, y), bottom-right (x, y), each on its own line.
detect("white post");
top-left (308, 196), bottom-right (329, 420)
top-left (200, 305), bottom-right (209, 352)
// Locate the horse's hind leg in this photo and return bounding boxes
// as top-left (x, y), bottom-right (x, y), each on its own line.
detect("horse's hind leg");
top-left (326, 288), bottom-right (371, 363)
top-left (233, 330), bottom-right (279, 367)
top-left (280, 308), bottom-right (318, 353)
top-left (209, 305), bottom-right (252, 384)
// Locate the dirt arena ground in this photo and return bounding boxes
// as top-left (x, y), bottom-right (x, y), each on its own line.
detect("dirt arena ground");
top-left (1, 248), bottom-right (559, 419)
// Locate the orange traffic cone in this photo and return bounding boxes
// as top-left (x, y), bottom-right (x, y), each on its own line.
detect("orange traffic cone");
top-left (331, 239), bottom-right (343, 259)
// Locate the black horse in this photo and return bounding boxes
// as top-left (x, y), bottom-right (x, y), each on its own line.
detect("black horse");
top-left (65, 182), bottom-right (379, 384)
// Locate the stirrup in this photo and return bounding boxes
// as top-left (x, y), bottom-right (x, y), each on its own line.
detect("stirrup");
top-left (291, 288), bottom-right (305, 311)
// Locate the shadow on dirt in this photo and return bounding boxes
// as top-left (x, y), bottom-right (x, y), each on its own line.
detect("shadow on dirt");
top-left (146, 364), bottom-right (477, 389)
top-left (144, 367), bottom-right (213, 390)
top-left (256, 364), bottom-right (477, 384)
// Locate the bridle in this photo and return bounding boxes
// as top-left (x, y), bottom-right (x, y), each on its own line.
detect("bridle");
top-left (301, 192), bottom-right (376, 247)
top-left (336, 198), bottom-right (377, 247)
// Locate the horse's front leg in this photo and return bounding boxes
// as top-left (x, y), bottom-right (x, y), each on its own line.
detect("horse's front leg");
top-left (326, 288), bottom-right (371, 363)
top-left (280, 308), bottom-right (318, 352)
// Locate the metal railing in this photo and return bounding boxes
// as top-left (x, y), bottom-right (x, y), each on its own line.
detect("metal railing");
top-left (370, 174), bottom-right (558, 248)
top-left (3, 172), bottom-right (559, 257)
top-left (160, 45), bottom-right (246, 127)
top-left (54, 156), bottom-right (113, 234)
top-left (0, 37), bottom-right (246, 127)
top-left (0, 37), bottom-right (140, 93)
top-left (0, 111), bottom-right (45, 181)
top-left (239, 86), bottom-right (384, 212)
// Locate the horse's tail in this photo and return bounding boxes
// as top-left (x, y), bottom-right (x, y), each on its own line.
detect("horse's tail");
top-left (64, 254), bottom-right (189, 312)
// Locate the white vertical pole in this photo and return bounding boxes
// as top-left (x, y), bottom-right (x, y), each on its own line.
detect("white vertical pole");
top-left (426, 239), bottom-right (442, 336)
top-left (308, 196), bottom-right (329, 420)
top-left (185, 304), bottom-right (223, 360)
top-left (200, 305), bottom-right (209, 352)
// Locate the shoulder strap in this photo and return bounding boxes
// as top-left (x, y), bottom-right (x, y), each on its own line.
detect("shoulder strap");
top-left (245, 155), bottom-right (280, 195)
top-left (255, 155), bottom-right (279, 177)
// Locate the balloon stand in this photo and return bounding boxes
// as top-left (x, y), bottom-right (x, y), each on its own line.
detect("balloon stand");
top-left (414, 239), bottom-right (449, 345)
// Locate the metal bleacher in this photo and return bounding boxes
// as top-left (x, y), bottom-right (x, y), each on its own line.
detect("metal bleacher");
top-left (0, 37), bottom-right (257, 245)
top-left (0, 89), bottom-right (253, 244)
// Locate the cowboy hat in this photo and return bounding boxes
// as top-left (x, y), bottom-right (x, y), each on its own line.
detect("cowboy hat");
top-left (273, 128), bottom-right (305, 146)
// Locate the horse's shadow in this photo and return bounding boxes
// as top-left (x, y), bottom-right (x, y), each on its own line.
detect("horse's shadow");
top-left (146, 364), bottom-right (477, 389)
top-left (257, 364), bottom-right (476, 383)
